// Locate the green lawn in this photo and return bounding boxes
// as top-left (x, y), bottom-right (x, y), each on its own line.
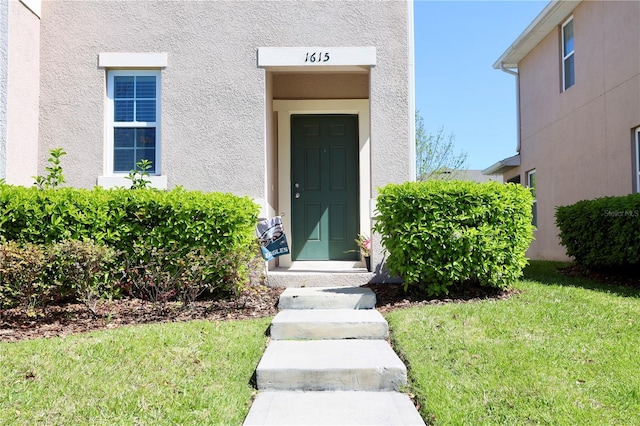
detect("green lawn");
top-left (386, 261), bottom-right (640, 425)
top-left (0, 317), bottom-right (271, 425)
top-left (2, 261), bottom-right (639, 425)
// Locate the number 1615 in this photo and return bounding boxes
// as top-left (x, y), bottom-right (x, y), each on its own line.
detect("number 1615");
top-left (304, 52), bottom-right (330, 63)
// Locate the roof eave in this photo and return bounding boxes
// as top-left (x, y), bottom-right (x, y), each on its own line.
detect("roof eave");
top-left (493, 0), bottom-right (582, 70)
top-left (482, 154), bottom-right (521, 176)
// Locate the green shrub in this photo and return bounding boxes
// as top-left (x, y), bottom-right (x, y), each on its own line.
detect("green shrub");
top-left (556, 194), bottom-right (640, 269)
top-left (0, 185), bottom-right (259, 289)
top-left (0, 238), bottom-right (260, 313)
top-left (46, 240), bottom-right (119, 314)
top-left (0, 184), bottom-right (260, 307)
top-left (125, 159), bottom-right (153, 190)
top-left (374, 180), bottom-right (535, 295)
top-left (0, 240), bottom-right (117, 313)
top-left (0, 186), bottom-right (257, 252)
top-left (33, 147), bottom-right (66, 190)
top-left (119, 242), bottom-right (251, 305)
top-left (0, 241), bottom-right (49, 312)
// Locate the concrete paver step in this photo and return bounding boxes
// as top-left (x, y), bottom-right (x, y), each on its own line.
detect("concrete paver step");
top-left (243, 391), bottom-right (425, 425)
top-left (256, 340), bottom-right (406, 391)
top-left (270, 309), bottom-right (389, 340)
top-left (277, 286), bottom-right (376, 310)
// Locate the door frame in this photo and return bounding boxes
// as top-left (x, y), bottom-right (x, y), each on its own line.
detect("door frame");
top-left (273, 99), bottom-right (371, 268)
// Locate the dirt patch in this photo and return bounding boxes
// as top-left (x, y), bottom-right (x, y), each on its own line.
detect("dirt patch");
top-left (1, 283), bottom-right (516, 343)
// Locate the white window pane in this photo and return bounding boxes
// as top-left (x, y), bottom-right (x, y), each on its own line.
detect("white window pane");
top-left (114, 150), bottom-right (135, 172)
top-left (136, 76), bottom-right (156, 98)
top-left (564, 55), bottom-right (575, 89)
top-left (109, 70), bottom-right (160, 175)
top-left (564, 37), bottom-right (574, 55)
top-left (529, 173), bottom-right (536, 199)
top-left (137, 128), bottom-right (156, 148)
top-left (563, 20), bottom-right (574, 53)
top-left (136, 149), bottom-right (157, 173)
top-left (114, 100), bottom-right (134, 122)
top-left (114, 76), bottom-right (134, 99)
top-left (114, 128), bottom-right (135, 148)
top-left (136, 100), bottom-right (156, 122)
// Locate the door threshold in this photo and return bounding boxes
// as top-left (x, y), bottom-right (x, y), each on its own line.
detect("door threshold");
top-left (273, 261), bottom-right (367, 273)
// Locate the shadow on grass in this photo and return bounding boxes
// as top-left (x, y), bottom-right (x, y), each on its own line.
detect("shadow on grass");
top-left (523, 260), bottom-right (640, 299)
top-left (248, 369), bottom-right (258, 390)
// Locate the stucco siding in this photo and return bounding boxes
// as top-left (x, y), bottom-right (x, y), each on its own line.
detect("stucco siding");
top-left (38, 1), bottom-right (410, 200)
top-left (515, 0), bottom-right (640, 260)
top-left (602, 1), bottom-right (640, 93)
top-left (0, 0), bottom-right (7, 179)
top-left (518, 31), bottom-right (559, 142)
top-left (6, 0), bottom-right (39, 186)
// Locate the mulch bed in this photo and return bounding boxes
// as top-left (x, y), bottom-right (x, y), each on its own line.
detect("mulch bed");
top-left (365, 283), bottom-right (516, 313)
top-left (0, 283), bottom-right (516, 343)
top-left (8, 265), bottom-right (635, 343)
top-left (559, 264), bottom-right (640, 289)
top-left (0, 286), bottom-right (283, 343)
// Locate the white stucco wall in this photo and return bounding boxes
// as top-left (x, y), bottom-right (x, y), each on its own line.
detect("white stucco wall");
top-left (6, 0), bottom-right (39, 186)
top-left (38, 0), bottom-right (411, 199)
top-left (0, 0), bottom-right (8, 179)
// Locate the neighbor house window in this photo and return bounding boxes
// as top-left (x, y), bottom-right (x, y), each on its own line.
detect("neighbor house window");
top-left (107, 70), bottom-right (160, 174)
top-left (562, 17), bottom-right (575, 91)
top-left (527, 169), bottom-right (537, 227)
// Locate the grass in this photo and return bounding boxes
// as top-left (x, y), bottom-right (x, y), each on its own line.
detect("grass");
top-left (0, 317), bottom-right (271, 425)
top-left (2, 261), bottom-right (639, 425)
top-left (386, 261), bottom-right (640, 425)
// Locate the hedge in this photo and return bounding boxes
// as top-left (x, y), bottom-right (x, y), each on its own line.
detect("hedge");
top-left (0, 240), bottom-right (117, 312)
top-left (374, 180), bottom-right (535, 295)
top-left (556, 193), bottom-right (640, 269)
top-left (0, 185), bottom-right (258, 257)
top-left (0, 185), bottom-right (260, 304)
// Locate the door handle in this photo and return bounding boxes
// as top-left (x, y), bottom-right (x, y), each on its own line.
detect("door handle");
top-left (295, 193), bottom-right (301, 199)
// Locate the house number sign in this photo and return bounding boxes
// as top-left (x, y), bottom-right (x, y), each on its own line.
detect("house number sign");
top-left (304, 51), bottom-right (330, 63)
top-left (257, 47), bottom-right (376, 67)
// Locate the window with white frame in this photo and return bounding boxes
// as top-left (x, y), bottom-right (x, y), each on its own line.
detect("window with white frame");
top-left (562, 17), bottom-right (575, 91)
top-left (527, 169), bottom-right (537, 227)
top-left (107, 70), bottom-right (160, 174)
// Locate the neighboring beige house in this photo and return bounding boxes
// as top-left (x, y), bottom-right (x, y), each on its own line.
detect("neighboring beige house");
top-left (485, 0), bottom-right (640, 261)
top-left (1, 0), bottom-right (415, 276)
top-left (0, 0), bottom-right (40, 187)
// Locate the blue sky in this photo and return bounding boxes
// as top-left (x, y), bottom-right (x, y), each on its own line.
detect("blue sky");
top-left (414, 0), bottom-right (548, 170)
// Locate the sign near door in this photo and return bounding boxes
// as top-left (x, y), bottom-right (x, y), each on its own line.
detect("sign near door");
top-left (256, 216), bottom-right (290, 261)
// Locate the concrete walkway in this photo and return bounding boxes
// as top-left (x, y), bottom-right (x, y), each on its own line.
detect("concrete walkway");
top-left (243, 287), bottom-right (425, 425)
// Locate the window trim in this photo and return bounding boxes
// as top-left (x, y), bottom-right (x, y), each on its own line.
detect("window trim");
top-left (561, 16), bottom-right (575, 91)
top-left (105, 69), bottom-right (162, 177)
top-left (99, 52), bottom-right (167, 68)
top-left (527, 169), bottom-right (537, 227)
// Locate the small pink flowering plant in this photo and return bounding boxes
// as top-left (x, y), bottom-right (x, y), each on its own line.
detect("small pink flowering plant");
top-left (355, 234), bottom-right (371, 257)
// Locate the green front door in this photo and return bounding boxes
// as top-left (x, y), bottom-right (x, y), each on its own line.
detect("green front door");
top-left (291, 115), bottom-right (359, 261)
